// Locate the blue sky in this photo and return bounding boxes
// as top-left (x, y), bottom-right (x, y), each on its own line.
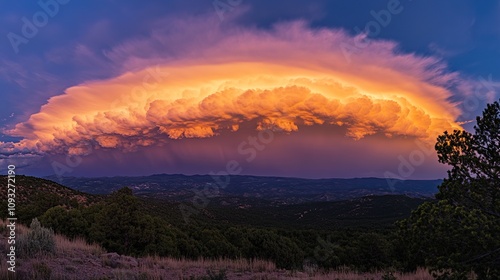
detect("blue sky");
top-left (0, 0), bottom-right (499, 178)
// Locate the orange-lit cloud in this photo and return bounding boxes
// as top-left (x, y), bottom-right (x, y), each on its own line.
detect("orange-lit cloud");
top-left (2, 20), bottom-right (464, 157)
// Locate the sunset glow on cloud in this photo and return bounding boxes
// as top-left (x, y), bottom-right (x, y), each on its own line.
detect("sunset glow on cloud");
top-left (2, 20), bottom-right (464, 162)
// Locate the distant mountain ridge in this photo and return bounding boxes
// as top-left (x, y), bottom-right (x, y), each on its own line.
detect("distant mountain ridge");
top-left (44, 174), bottom-right (442, 204)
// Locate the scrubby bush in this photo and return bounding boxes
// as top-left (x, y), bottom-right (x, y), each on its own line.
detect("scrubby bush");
top-left (18, 218), bottom-right (56, 257)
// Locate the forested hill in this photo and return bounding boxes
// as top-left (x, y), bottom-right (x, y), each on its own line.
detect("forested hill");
top-left (0, 175), bottom-right (100, 223)
top-left (1, 175), bottom-right (432, 272)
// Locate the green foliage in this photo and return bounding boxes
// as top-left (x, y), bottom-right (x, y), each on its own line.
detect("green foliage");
top-left (400, 99), bottom-right (500, 279)
top-left (17, 192), bottom-right (63, 223)
top-left (83, 187), bottom-right (183, 258)
top-left (0, 175), bottom-right (100, 224)
top-left (40, 206), bottom-right (88, 239)
top-left (31, 185), bottom-right (403, 271)
top-left (18, 218), bottom-right (56, 258)
top-left (20, 178), bottom-right (422, 272)
top-left (87, 187), bottom-right (142, 254)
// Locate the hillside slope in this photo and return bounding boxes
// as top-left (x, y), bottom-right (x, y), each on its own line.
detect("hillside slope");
top-left (0, 175), bottom-right (100, 223)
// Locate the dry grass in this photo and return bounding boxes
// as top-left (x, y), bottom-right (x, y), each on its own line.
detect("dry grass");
top-left (104, 256), bottom-right (278, 280)
top-left (136, 257), bottom-right (438, 279)
top-left (54, 234), bottom-right (104, 256)
top-left (0, 219), bottom-right (104, 256)
top-left (304, 267), bottom-right (434, 280)
top-left (398, 268), bottom-right (436, 280)
top-left (0, 219), bottom-right (28, 235)
top-left (140, 255), bottom-right (277, 272)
